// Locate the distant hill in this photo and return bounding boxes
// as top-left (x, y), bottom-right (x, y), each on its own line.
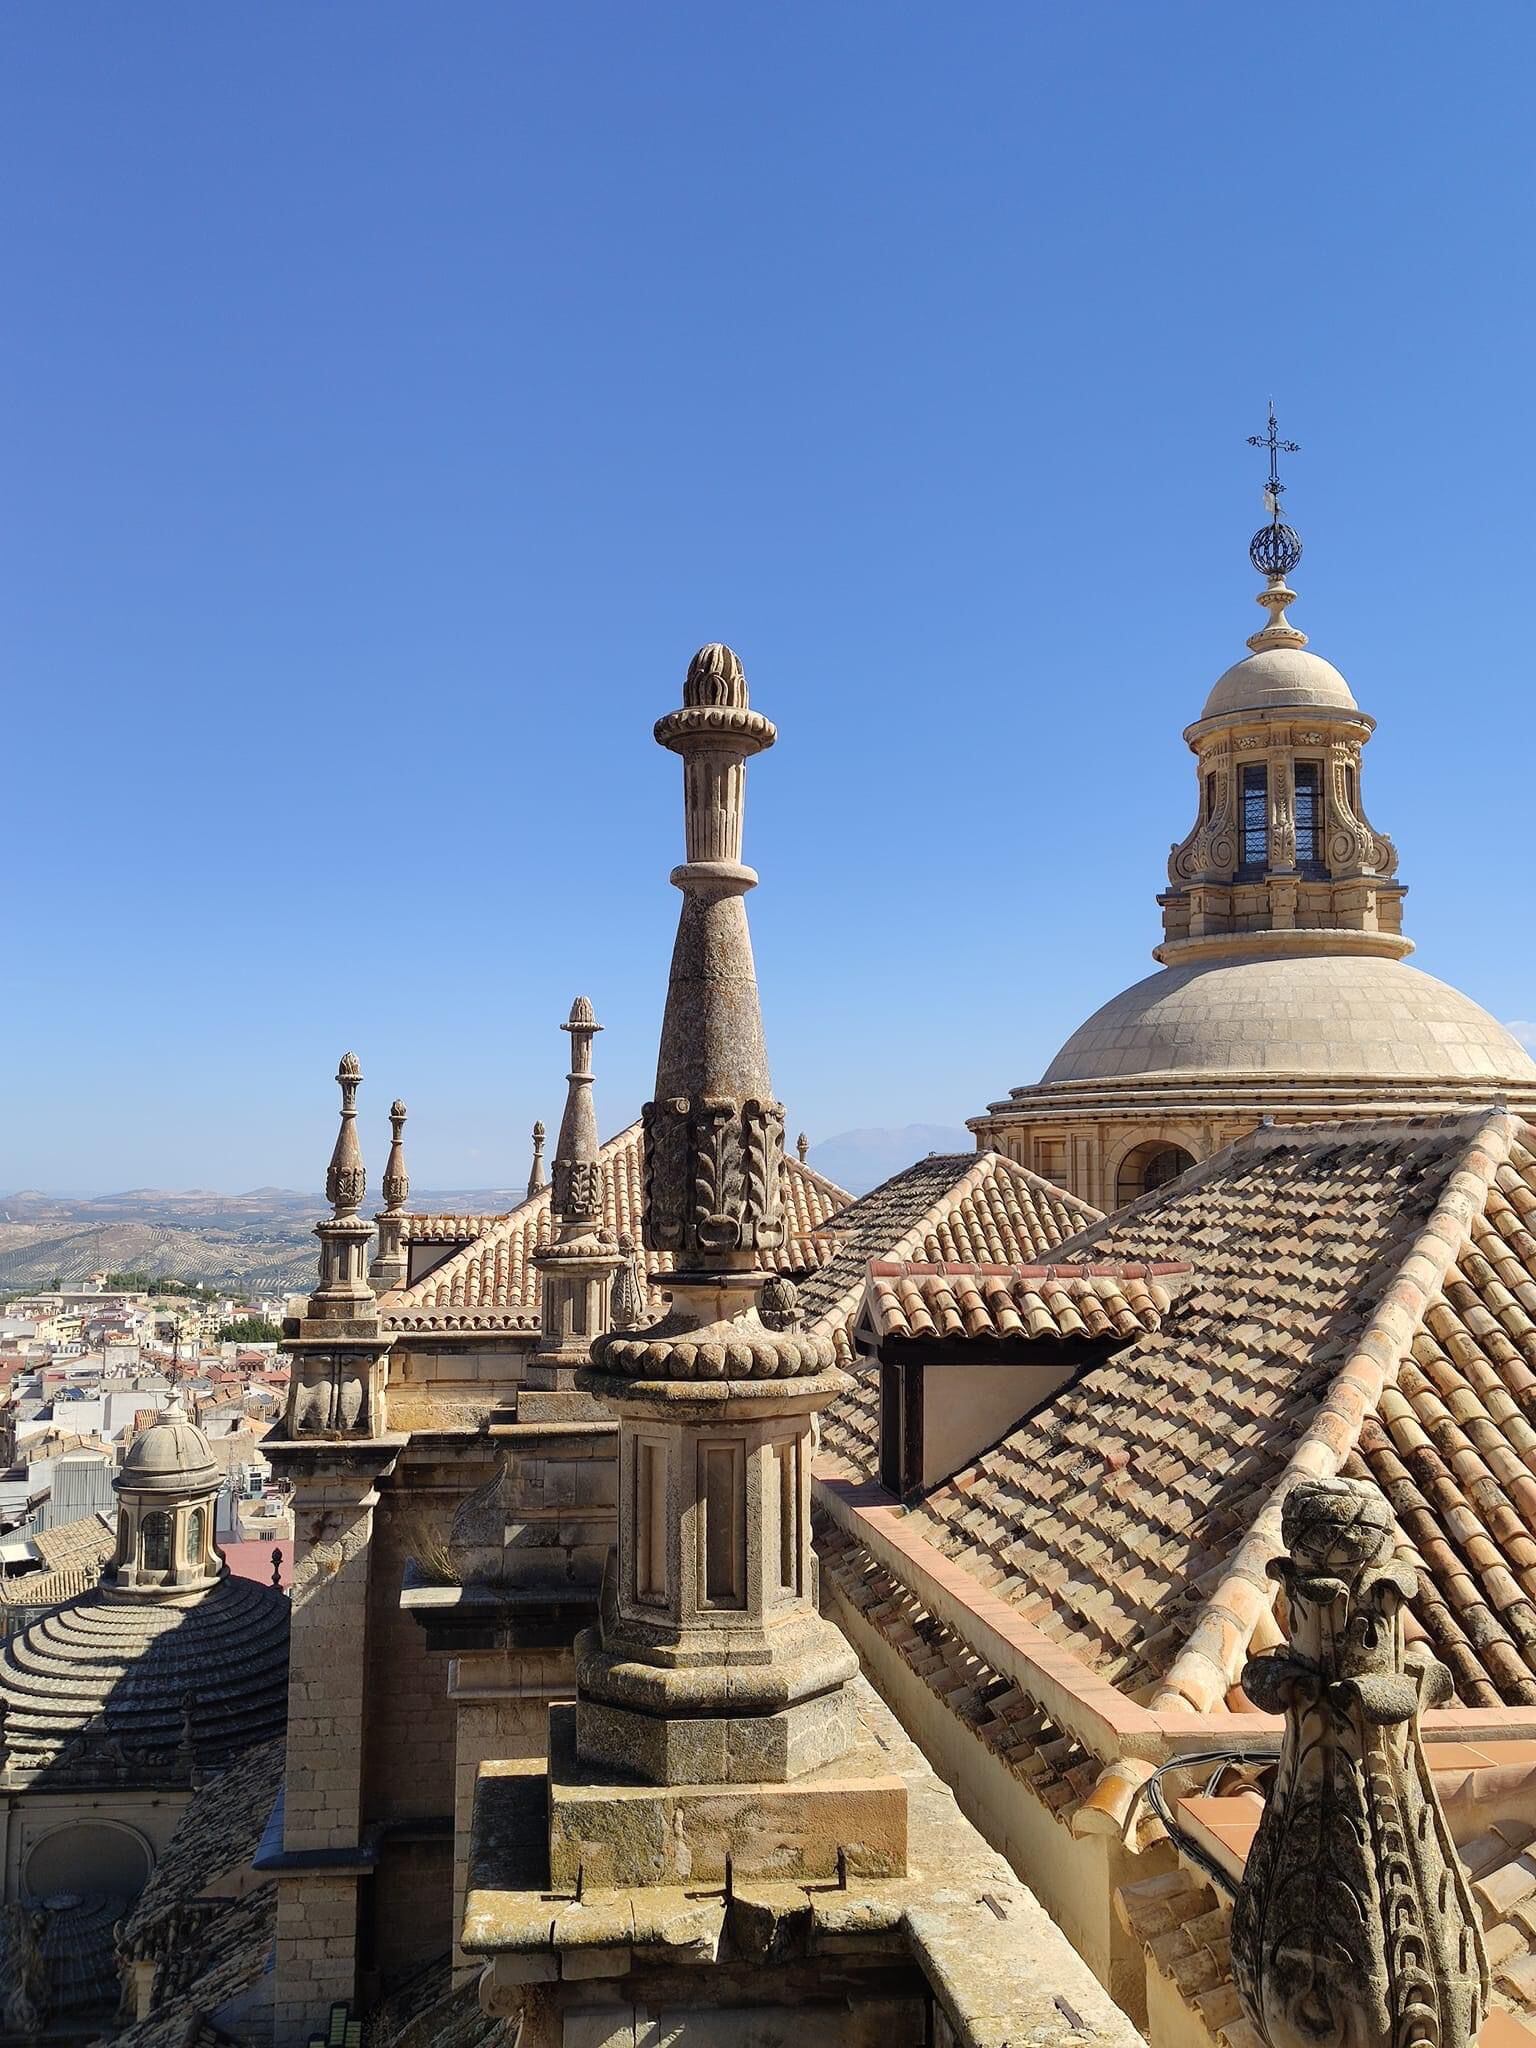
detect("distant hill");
top-left (0, 1186), bottom-right (520, 1297)
top-left (806, 1125), bottom-right (975, 1197)
top-left (0, 1137), bottom-right (982, 1294)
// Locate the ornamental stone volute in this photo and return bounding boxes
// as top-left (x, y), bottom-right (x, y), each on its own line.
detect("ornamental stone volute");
top-left (1230, 1477), bottom-right (1488, 2048)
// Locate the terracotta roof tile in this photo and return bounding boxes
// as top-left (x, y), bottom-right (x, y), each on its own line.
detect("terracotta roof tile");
top-left (807, 1154), bottom-right (1102, 1473)
top-left (863, 1261), bottom-right (1186, 1345)
top-left (1119, 1794), bottom-right (1536, 2031)
top-left (902, 1116), bottom-right (1531, 1704)
top-left (817, 1512), bottom-right (1092, 1824)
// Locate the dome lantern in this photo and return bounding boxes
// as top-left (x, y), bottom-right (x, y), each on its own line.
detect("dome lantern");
top-left (967, 415), bottom-right (1536, 1211)
top-left (111, 1395), bottom-right (224, 1596)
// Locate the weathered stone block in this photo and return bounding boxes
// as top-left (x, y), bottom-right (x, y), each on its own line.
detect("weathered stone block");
top-left (547, 1707), bottom-right (905, 1890)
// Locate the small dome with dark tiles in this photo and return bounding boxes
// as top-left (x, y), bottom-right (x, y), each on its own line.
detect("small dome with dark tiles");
top-left (0, 1572), bottom-right (289, 1787)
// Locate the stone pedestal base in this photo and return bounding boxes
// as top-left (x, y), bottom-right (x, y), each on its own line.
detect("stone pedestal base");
top-left (575, 1680), bottom-right (856, 1788)
top-left (545, 1705), bottom-right (906, 1890)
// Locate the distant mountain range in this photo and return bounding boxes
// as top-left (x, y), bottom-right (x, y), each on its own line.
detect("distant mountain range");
top-left (0, 1130), bottom-right (970, 1295)
top-left (0, 1186), bottom-right (521, 1297)
top-left (805, 1125), bottom-right (974, 1196)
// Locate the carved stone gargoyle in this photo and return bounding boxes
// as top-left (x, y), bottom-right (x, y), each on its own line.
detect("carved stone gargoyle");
top-left (1231, 1477), bottom-right (1489, 2048)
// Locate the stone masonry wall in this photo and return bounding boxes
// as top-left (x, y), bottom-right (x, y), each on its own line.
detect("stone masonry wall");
top-left (362, 1480), bottom-right (458, 1826)
top-left (450, 1647), bottom-right (573, 1981)
top-left (273, 1873), bottom-right (359, 2048)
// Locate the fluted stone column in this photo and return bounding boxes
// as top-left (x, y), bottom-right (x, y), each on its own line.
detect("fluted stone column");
top-left (573, 645), bottom-right (860, 1792)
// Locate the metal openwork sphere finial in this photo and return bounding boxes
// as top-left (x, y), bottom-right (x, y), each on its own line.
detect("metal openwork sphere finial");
top-left (1250, 521), bottom-right (1303, 578)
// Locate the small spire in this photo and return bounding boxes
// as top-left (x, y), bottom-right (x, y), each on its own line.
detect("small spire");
top-left (527, 1120), bottom-right (547, 1201)
top-left (381, 1100), bottom-right (409, 1214)
top-left (326, 1053), bottom-right (366, 1219)
top-left (552, 997), bottom-right (603, 1231)
top-left (796, 1132), bottom-right (809, 1164)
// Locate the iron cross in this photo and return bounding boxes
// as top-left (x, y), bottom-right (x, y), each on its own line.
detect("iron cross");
top-left (1247, 403), bottom-right (1300, 505)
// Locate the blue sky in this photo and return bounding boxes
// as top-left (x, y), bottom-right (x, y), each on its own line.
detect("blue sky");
top-left (5, 4), bottom-right (1534, 1192)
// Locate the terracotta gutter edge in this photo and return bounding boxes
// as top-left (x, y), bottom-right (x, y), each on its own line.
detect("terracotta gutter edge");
top-left (814, 1468), bottom-right (1176, 1761)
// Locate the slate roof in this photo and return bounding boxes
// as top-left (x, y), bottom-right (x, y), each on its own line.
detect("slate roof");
top-left (104, 1883), bottom-right (276, 2048)
top-left (386, 1121), bottom-right (850, 1333)
top-left (864, 1261), bottom-right (1184, 1345)
top-left (897, 1111), bottom-right (1536, 1713)
top-left (121, 1737), bottom-right (283, 1955)
top-left (0, 1572), bottom-right (289, 1784)
top-left (806, 1152), bottom-right (1102, 1474)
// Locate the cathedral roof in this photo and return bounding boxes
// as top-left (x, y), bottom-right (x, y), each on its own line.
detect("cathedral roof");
top-left (384, 1119), bottom-right (850, 1333)
top-left (868, 1111), bottom-right (1536, 1713)
top-left (1036, 953), bottom-right (1536, 1091)
top-left (0, 1571), bottom-right (289, 1786)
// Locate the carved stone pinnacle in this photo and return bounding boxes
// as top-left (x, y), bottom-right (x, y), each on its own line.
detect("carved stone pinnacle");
top-left (1231, 1476), bottom-right (1488, 2048)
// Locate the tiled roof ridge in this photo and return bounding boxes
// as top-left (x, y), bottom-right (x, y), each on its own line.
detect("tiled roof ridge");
top-left (402, 1212), bottom-right (510, 1244)
top-left (386, 1120), bottom-right (641, 1312)
top-left (384, 1119), bottom-right (854, 1330)
top-left (1155, 1105), bottom-right (1522, 1717)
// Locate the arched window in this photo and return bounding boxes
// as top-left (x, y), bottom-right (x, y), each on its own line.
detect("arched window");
top-left (141, 1511), bottom-right (172, 1574)
top-left (1116, 1141), bottom-right (1195, 1209)
top-left (185, 1506), bottom-right (206, 1568)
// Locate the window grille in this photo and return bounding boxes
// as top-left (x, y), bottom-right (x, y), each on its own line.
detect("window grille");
top-left (1241, 764), bottom-right (1268, 871)
top-left (1295, 761), bottom-right (1321, 869)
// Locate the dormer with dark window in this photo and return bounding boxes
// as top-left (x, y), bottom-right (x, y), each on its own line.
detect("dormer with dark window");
top-left (856, 1259), bottom-right (1190, 1498)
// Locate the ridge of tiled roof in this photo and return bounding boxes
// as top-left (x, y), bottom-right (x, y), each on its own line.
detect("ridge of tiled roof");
top-left (402, 1214), bottom-right (509, 1245)
top-left (902, 1111), bottom-right (1535, 1715)
top-left (1153, 1109), bottom-right (1519, 1714)
top-left (385, 1121), bottom-right (851, 1334)
top-left (808, 1152), bottom-right (1103, 1475)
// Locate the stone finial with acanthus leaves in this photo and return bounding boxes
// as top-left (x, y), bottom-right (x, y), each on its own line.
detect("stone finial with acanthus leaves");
top-left (1231, 1476), bottom-right (1488, 2048)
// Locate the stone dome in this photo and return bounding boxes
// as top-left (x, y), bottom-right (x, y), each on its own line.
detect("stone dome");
top-left (0, 1574), bottom-right (289, 1782)
top-left (1199, 645), bottom-right (1357, 721)
top-left (118, 1404), bottom-right (219, 1495)
top-left (1040, 954), bottom-right (1536, 1088)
